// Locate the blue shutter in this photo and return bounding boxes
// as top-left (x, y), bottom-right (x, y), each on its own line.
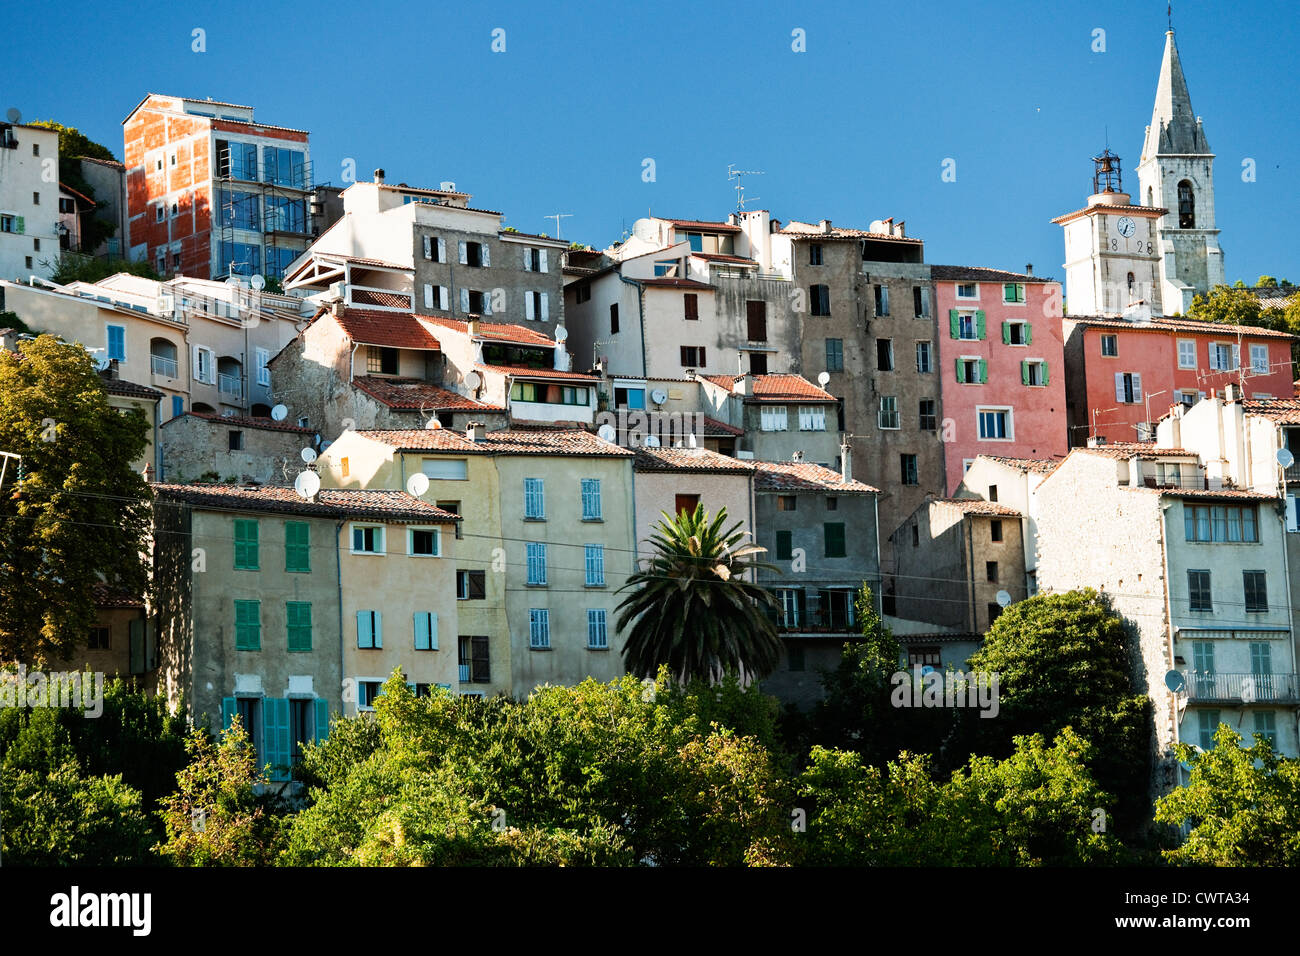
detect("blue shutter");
top-left (171, 395), bottom-right (184, 418)
top-left (357, 610), bottom-right (371, 648)
top-left (428, 612), bottom-right (438, 650)
top-left (263, 698), bottom-right (291, 781)
top-left (374, 610), bottom-right (383, 648)
top-left (221, 697), bottom-right (236, 731)
top-left (313, 698), bottom-right (330, 742)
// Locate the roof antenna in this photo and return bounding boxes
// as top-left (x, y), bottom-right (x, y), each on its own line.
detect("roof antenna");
top-left (1168, 2), bottom-right (1173, 31)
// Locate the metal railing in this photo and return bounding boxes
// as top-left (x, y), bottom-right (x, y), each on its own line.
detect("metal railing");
top-left (459, 664), bottom-right (471, 683)
top-left (150, 354), bottom-right (178, 377)
top-left (217, 372), bottom-right (242, 397)
top-left (1182, 671), bottom-right (1300, 704)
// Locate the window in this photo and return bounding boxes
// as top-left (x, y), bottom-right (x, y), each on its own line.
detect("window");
top-left (155, 205), bottom-right (165, 223)
top-left (683, 294), bottom-right (698, 320)
top-left (1197, 709), bottom-right (1219, 750)
top-left (233, 519), bottom-right (259, 569)
top-left (577, 478), bottom-right (603, 521)
top-left (916, 341), bottom-right (932, 373)
top-left (777, 589), bottom-right (800, 629)
top-left (458, 240), bottom-right (487, 267)
top-left (356, 610), bottom-right (383, 649)
top-left (367, 346), bottom-right (399, 375)
top-left (919, 399), bottom-right (937, 431)
top-left (234, 600), bottom-right (261, 650)
top-left (1003, 283), bottom-right (1025, 303)
top-left (988, 485), bottom-right (998, 502)
top-left (524, 478), bottom-right (545, 519)
top-left (1184, 505), bottom-right (1259, 542)
top-left (255, 347), bottom-right (271, 386)
top-left (524, 291), bottom-right (550, 321)
top-left (1243, 571), bottom-right (1268, 612)
top-left (529, 609), bottom-right (550, 648)
top-left (987, 603), bottom-right (1003, 626)
top-left (584, 545), bottom-right (606, 586)
top-left (422, 235), bottom-right (446, 262)
top-left (1253, 711), bottom-right (1277, 748)
top-left (88, 627), bottom-right (110, 650)
top-left (877, 339), bottom-right (894, 371)
top-left (413, 611), bottom-right (438, 651)
top-left (1022, 360), bottom-right (1048, 386)
top-left (900, 454), bottom-right (918, 485)
top-left (523, 247), bottom-right (548, 272)
top-left (457, 570), bottom-right (487, 600)
top-left (679, 346), bottom-right (706, 367)
top-left (986, 560), bottom-right (998, 582)
top-left (914, 286), bottom-right (931, 318)
top-left (609, 303), bottom-right (619, 333)
top-left (286, 601), bottom-right (312, 652)
top-left (957, 358), bottom-right (986, 384)
top-left (1178, 339), bottom-right (1197, 369)
top-left (675, 493), bottom-right (700, 516)
top-left (459, 635), bottom-right (491, 682)
top-left (990, 519), bottom-right (1003, 542)
top-left (1209, 343), bottom-right (1239, 371)
top-left (810, 284), bottom-right (831, 316)
top-left (826, 497), bottom-right (838, 511)
top-left (956, 283), bottom-right (978, 299)
top-left (1177, 180), bottom-right (1195, 229)
top-left (824, 522), bottom-right (847, 558)
top-left (284, 522), bottom-right (310, 572)
top-left (878, 396), bottom-right (899, 429)
top-left (951, 310), bottom-right (983, 341)
top-left (0, 214), bottom-right (20, 233)
top-left (1188, 570), bottom-right (1212, 612)
top-left (1114, 372), bottom-right (1142, 403)
top-left (357, 680), bottom-right (384, 710)
top-left (1251, 642), bottom-right (1272, 680)
top-left (777, 495), bottom-right (797, 512)
top-left (172, 396), bottom-right (184, 419)
top-left (978, 408), bottom-right (1011, 440)
top-left (526, 543), bottom-right (548, 585)
top-left (874, 285), bottom-right (889, 316)
top-left (107, 325), bottom-right (126, 362)
top-left (228, 430), bottom-right (244, 451)
top-left (409, 527), bottom-right (441, 557)
top-left (615, 387), bottom-right (645, 410)
top-left (1003, 321), bottom-right (1029, 346)
top-left (912, 524), bottom-right (919, 546)
top-left (808, 243), bottom-right (823, 265)
top-left (351, 525), bottom-right (384, 554)
top-left (908, 646), bottom-right (941, 667)
top-left (761, 405), bottom-right (789, 431)
top-left (1251, 344), bottom-right (1269, 374)
top-left (193, 346), bottom-right (215, 385)
top-left (787, 644), bottom-right (806, 672)
top-left (825, 338), bottom-right (844, 372)
top-left (746, 301), bottom-right (767, 341)
top-left (587, 609), bottom-right (609, 649)
top-left (1100, 334), bottom-right (1118, 357)
top-left (776, 530), bottom-right (793, 561)
top-left (798, 405), bottom-right (826, 431)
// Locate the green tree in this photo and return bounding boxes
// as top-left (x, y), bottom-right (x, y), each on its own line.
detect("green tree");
top-left (1188, 284), bottom-right (1268, 328)
top-left (1257, 275), bottom-right (1279, 288)
top-left (0, 336), bottom-right (153, 664)
top-left (48, 253), bottom-right (162, 286)
top-left (1154, 723), bottom-right (1300, 865)
top-left (617, 504), bottom-right (782, 683)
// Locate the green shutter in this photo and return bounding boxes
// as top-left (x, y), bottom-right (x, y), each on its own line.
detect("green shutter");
top-left (313, 698), bottom-right (330, 742)
top-left (1021, 361), bottom-right (1030, 385)
top-left (234, 600), bottom-right (260, 650)
top-left (975, 311), bottom-right (986, 340)
top-left (1001, 321), bottom-right (1011, 345)
top-left (949, 309), bottom-right (960, 338)
top-left (234, 519), bottom-right (259, 570)
top-left (1042, 363), bottom-right (1050, 385)
top-left (978, 359), bottom-right (988, 383)
top-left (221, 697), bottom-right (236, 731)
top-left (955, 359), bottom-right (966, 384)
top-left (285, 521), bottom-right (310, 572)
top-left (1024, 323), bottom-right (1032, 345)
top-left (15, 216), bottom-right (24, 235)
top-left (287, 601), bottom-right (312, 652)
top-left (824, 523), bottom-right (846, 558)
top-left (776, 530), bottom-right (793, 560)
top-left (263, 698), bottom-right (291, 781)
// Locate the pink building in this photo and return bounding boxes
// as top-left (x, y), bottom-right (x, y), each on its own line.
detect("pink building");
top-left (933, 266), bottom-right (1069, 493)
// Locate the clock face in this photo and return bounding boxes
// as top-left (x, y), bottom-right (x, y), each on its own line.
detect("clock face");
top-left (1117, 216), bottom-right (1136, 238)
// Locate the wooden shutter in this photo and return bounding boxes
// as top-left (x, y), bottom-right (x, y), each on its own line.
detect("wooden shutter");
top-left (423, 236), bottom-right (433, 259)
top-left (481, 244), bottom-right (490, 267)
top-left (263, 698), bottom-right (291, 781)
top-left (1021, 361), bottom-right (1030, 385)
top-left (684, 293), bottom-right (698, 320)
top-left (539, 249), bottom-right (548, 273)
top-left (357, 610), bottom-right (372, 648)
top-left (437, 238), bottom-right (446, 262)
top-left (313, 698), bottom-right (330, 742)
top-left (1001, 322), bottom-right (1011, 345)
top-left (222, 697), bottom-right (236, 731)
top-left (978, 359), bottom-right (987, 383)
top-left (458, 241), bottom-right (468, 264)
top-left (424, 284), bottom-right (434, 309)
top-left (414, 612), bottom-right (430, 650)
top-left (523, 248), bottom-right (532, 271)
top-left (1024, 323), bottom-right (1032, 345)
top-left (1131, 372), bottom-right (1142, 400)
top-left (525, 293), bottom-right (535, 320)
top-left (1115, 372), bottom-right (1126, 402)
top-left (699, 347), bottom-right (706, 367)
top-left (949, 310), bottom-right (960, 338)
top-left (955, 359), bottom-right (966, 384)
top-left (975, 310), bottom-right (986, 339)
top-left (460, 287), bottom-right (470, 312)
top-left (540, 292), bottom-right (549, 320)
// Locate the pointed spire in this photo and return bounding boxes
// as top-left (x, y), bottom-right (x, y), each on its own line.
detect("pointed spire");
top-left (1143, 29), bottom-right (1208, 159)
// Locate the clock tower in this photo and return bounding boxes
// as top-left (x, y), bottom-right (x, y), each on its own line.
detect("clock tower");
top-left (1053, 149), bottom-right (1166, 316)
top-left (1137, 29), bottom-right (1225, 315)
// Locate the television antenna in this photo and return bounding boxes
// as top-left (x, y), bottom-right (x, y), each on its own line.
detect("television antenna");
top-left (544, 213), bottom-right (572, 239)
top-left (727, 165), bottom-right (764, 211)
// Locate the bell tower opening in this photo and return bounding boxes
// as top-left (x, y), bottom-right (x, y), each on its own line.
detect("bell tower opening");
top-left (1177, 180), bottom-right (1196, 228)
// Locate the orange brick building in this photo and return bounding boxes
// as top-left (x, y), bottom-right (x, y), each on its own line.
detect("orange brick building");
top-left (123, 95), bottom-right (313, 281)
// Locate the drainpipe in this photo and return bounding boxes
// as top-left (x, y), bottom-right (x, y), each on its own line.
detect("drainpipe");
top-left (348, 340), bottom-right (360, 383)
top-left (873, 492), bottom-right (882, 614)
top-left (335, 519), bottom-right (345, 717)
top-left (615, 271), bottom-right (648, 379)
top-left (966, 516), bottom-right (977, 632)
top-left (1158, 500), bottom-right (1180, 758)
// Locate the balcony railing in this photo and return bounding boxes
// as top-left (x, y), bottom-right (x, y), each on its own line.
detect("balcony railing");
top-left (150, 354), bottom-right (178, 377)
top-left (217, 372), bottom-right (242, 397)
top-left (458, 664), bottom-right (471, 683)
top-left (1284, 463), bottom-right (1300, 483)
top-left (1183, 671), bottom-right (1300, 704)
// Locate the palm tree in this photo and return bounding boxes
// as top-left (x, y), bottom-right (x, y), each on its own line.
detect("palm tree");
top-left (616, 504), bottom-right (782, 684)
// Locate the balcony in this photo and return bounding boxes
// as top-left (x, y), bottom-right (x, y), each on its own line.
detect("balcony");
top-left (150, 354), bottom-right (178, 378)
top-left (218, 372), bottom-right (242, 397)
top-left (1183, 671), bottom-right (1300, 704)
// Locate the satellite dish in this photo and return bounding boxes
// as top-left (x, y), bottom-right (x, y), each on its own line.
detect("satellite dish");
top-left (424, 417), bottom-right (442, 430)
top-left (554, 326), bottom-right (568, 342)
top-left (817, 371), bottom-right (831, 387)
top-left (920, 665), bottom-right (936, 676)
top-left (300, 447), bottom-right (317, 464)
top-left (1164, 670), bottom-right (1186, 694)
top-left (249, 274), bottom-right (266, 291)
top-left (5, 108), bottom-right (21, 124)
top-left (294, 471), bottom-right (320, 499)
top-left (225, 275), bottom-right (243, 286)
top-left (1278, 448), bottom-right (1295, 469)
top-left (643, 435), bottom-right (661, 448)
top-left (597, 423), bottom-right (617, 443)
top-left (406, 473), bottom-right (430, 497)
top-left (464, 371), bottom-right (482, 390)
top-left (320, 439), bottom-right (333, 451)
top-left (631, 218), bottom-right (656, 242)
top-left (650, 388), bottom-right (668, 405)
top-left (996, 590), bottom-right (1012, 607)
top-left (270, 404), bottom-right (288, 421)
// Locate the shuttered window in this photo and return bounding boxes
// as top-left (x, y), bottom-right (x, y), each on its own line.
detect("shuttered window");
top-left (234, 600), bottom-right (261, 650)
top-left (285, 521), bottom-right (310, 572)
top-left (286, 601), bottom-right (312, 652)
top-left (234, 519), bottom-right (259, 570)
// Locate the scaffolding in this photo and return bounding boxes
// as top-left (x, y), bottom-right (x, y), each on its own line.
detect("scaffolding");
top-left (215, 143), bottom-right (315, 281)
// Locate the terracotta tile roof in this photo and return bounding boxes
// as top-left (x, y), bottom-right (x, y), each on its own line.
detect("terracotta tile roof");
top-left (1242, 398), bottom-right (1300, 424)
top-left (498, 230), bottom-right (567, 245)
top-left (692, 252), bottom-right (757, 265)
top-left (937, 497), bottom-right (1022, 517)
top-left (93, 583), bottom-right (144, 609)
top-left (663, 218), bottom-right (742, 234)
top-left (356, 427), bottom-right (634, 457)
top-left (349, 288), bottom-right (414, 310)
top-left (164, 412), bottom-right (313, 434)
top-left (1066, 315), bottom-right (1297, 340)
top-left (1248, 286), bottom-right (1300, 311)
top-left (351, 377), bottom-right (503, 411)
top-left (639, 278), bottom-right (715, 290)
top-left (1161, 488), bottom-right (1277, 501)
top-left (978, 455), bottom-right (1060, 475)
top-left (780, 221), bottom-right (924, 244)
top-left (78, 156), bottom-right (125, 169)
top-left (1051, 202), bottom-right (1168, 225)
top-left (931, 264), bottom-right (1054, 284)
top-left (329, 309), bottom-right (442, 350)
top-left (374, 182), bottom-right (469, 198)
top-left (634, 447), bottom-right (755, 475)
top-left (703, 416), bottom-right (743, 437)
top-left (753, 461), bottom-right (878, 494)
top-left (702, 373), bottom-right (836, 403)
top-left (317, 254), bottom-right (409, 271)
top-left (103, 377), bottom-right (163, 400)
top-left (59, 182), bottom-right (96, 207)
top-left (153, 483), bottom-right (461, 523)
top-left (210, 117), bottom-right (310, 136)
top-left (1078, 443), bottom-right (1198, 459)
top-left (181, 96), bottom-right (253, 110)
top-left (478, 364), bottom-right (600, 383)
top-left (420, 314), bottom-right (556, 347)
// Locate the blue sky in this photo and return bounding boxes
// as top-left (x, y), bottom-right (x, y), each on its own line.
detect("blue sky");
top-left (8, 0), bottom-right (1298, 283)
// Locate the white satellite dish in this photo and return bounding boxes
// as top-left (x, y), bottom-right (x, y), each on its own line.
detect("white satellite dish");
top-left (464, 370), bottom-right (482, 390)
top-left (650, 388), bottom-right (668, 405)
top-left (643, 434), bottom-right (661, 448)
top-left (300, 447), bottom-right (317, 464)
top-left (817, 371), bottom-right (831, 387)
top-left (249, 274), bottom-right (266, 291)
top-left (1277, 448), bottom-right (1295, 469)
top-left (597, 423), bottom-right (617, 443)
top-left (5, 108), bottom-right (21, 124)
top-left (270, 404), bottom-right (288, 421)
top-left (996, 590), bottom-right (1012, 607)
top-left (294, 470), bottom-right (320, 499)
top-left (554, 326), bottom-right (568, 342)
top-left (631, 218), bottom-right (657, 242)
top-left (424, 417), bottom-right (442, 430)
top-left (225, 275), bottom-right (242, 286)
top-left (406, 472), bottom-right (430, 497)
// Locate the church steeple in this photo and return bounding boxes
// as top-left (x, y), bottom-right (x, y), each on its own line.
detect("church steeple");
top-left (1142, 31), bottom-right (1209, 161)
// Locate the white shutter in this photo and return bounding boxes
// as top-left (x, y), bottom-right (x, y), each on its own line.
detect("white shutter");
top-left (460, 287), bottom-right (470, 313)
top-left (523, 248), bottom-right (532, 271)
top-left (540, 292), bottom-right (549, 320)
top-left (525, 293), bottom-right (535, 321)
top-left (423, 236), bottom-right (432, 259)
top-left (192, 346), bottom-right (201, 382)
top-left (1232, 344), bottom-right (1240, 369)
top-left (437, 238), bottom-right (446, 262)
top-left (1288, 496), bottom-right (1299, 533)
top-left (438, 286), bottom-right (449, 310)
top-left (482, 291), bottom-right (492, 315)
top-left (1114, 372), bottom-right (1126, 402)
top-left (458, 241), bottom-right (468, 264)
top-left (423, 284), bottom-right (434, 309)
top-left (1132, 372), bottom-right (1142, 401)
top-left (481, 244), bottom-right (490, 267)
top-left (539, 249), bottom-right (548, 273)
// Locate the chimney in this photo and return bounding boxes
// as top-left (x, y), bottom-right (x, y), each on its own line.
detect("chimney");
top-left (819, 219), bottom-right (832, 234)
top-left (732, 374), bottom-right (748, 396)
top-left (466, 421), bottom-right (486, 442)
top-left (840, 442), bottom-right (852, 483)
top-left (1224, 383), bottom-right (1238, 403)
top-left (1025, 263), bottom-right (1033, 276)
top-left (894, 220), bottom-right (906, 238)
top-left (331, 299), bottom-right (345, 318)
top-left (374, 169), bottom-right (385, 184)
top-left (466, 316), bottom-right (479, 336)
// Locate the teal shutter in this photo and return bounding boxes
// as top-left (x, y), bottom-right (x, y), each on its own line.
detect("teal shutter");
top-left (287, 601), bottom-right (312, 652)
top-left (357, 610), bottom-right (371, 648)
top-left (221, 697), bottom-right (236, 731)
top-left (1021, 361), bottom-right (1030, 385)
top-left (948, 309), bottom-right (959, 338)
top-left (1024, 323), bottom-right (1032, 345)
top-left (313, 698), bottom-right (330, 742)
top-left (234, 519), bottom-right (259, 569)
top-left (374, 610), bottom-right (383, 649)
top-left (285, 522), bottom-right (310, 572)
top-left (15, 216), bottom-right (24, 235)
top-left (978, 358), bottom-right (988, 383)
top-left (428, 612), bottom-right (438, 650)
top-left (1042, 363), bottom-right (1050, 385)
top-left (975, 311), bottom-right (986, 339)
top-left (263, 698), bottom-right (291, 781)
top-left (1001, 321), bottom-right (1011, 345)
top-left (955, 359), bottom-right (966, 384)
top-left (776, 530), bottom-right (793, 560)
